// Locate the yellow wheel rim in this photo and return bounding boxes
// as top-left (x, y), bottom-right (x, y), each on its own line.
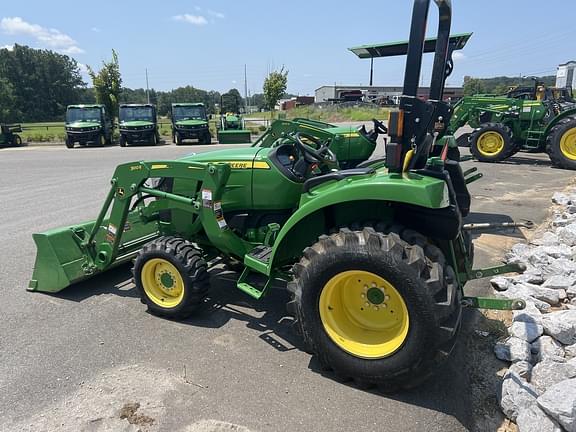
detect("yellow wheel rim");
top-left (319, 270), bottom-right (409, 359)
top-left (141, 258), bottom-right (185, 308)
top-left (560, 128), bottom-right (576, 160)
top-left (476, 131), bottom-right (505, 157)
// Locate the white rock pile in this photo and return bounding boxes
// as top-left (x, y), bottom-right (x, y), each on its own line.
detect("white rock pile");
top-left (492, 191), bottom-right (576, 432)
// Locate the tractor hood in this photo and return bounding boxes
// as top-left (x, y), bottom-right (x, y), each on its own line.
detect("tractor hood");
top-left (66, 121), bottom-right (101, 130)
top-left (179, 147), bottom-right (261, 164)
top-left (120, 120), bottom-right (155, 128)
top-left (325, 125), bottom-right (360, 137)
top-left (175, 119), bottom-right (207, 127)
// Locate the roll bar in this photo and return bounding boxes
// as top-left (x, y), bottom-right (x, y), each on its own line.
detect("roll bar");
top-left (403, 0), bottom-right (452, 100)
top-left (386, 0), bottom-right (453, 173)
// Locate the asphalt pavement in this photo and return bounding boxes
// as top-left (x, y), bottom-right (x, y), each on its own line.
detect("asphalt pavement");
top-left (0, 137), bottom-right (573, 432)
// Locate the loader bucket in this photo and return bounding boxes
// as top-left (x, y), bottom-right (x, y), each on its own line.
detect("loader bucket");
top-left (28, 215), bottom-right (159, 293)
top-left (217, 130), bottom-right (252, 144)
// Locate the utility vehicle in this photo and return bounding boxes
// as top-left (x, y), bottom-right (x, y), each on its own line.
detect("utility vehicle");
top-left (29, 0), bottom-right (524, 390)
top-left (65, 104), bottom-right (113, 148)
top-left (171, 103), bottom-right (211, 145)
top-left (119, 104), bottom-right (160, 147)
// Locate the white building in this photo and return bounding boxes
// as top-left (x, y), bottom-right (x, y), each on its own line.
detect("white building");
top-left (556, 61), bottom-right (576, 90)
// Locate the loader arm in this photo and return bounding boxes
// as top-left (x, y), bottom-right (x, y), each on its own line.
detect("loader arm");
top-left (29, 160), bottom-right (253, 293)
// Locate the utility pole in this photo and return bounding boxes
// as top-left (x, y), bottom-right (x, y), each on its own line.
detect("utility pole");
top-left (244, 64), bottom-right (248, 113)
top-left (145, 68), bottom-right (150, 104)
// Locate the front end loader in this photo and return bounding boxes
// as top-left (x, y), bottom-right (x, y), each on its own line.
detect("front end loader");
top-left (29, 0), bottom-right (525, 390)
top-left (449, 87), bottom-right (576, 169)
top-left (217, 112), bottom-right (252, 144)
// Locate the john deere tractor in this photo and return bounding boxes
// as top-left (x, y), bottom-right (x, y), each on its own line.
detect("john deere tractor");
top-left (0, 123), bottom-right (23, 146)
top-left (217, 112), bottom-right (251, 144)
top-left (251, 117), bottom-right (385, 169)
top-left (119, 104), bottom-right (160, 147)
top-left (171, 103), bottom-right (211, 145)
top-left (449, 83), bottom-right (576, 169)
top-left (65, 104), bottom-right (113, 148)
top-left (29, 0), bottom-right (525, 390)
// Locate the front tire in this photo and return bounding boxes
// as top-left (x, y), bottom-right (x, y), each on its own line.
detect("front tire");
top-left (133, 236), bottom-right (210, 319)
top-left (288, 227), bottom-right (461, 390)
top-left (175, 132), bottom-right (183, 145)
top-left (546, 116), bottom-right (576, 170)
top-left (98, 133), bottom-right (106, 147)
top-left (65, 136), bottom-right (74, 148)
top-left (119, 135), bottom-right (127, 147)
top-left (469, 123), bottom-right (514, 162)
top-left (12, 134), bottom-right (22, 146)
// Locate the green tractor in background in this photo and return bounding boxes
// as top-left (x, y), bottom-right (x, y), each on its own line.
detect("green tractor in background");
top-left (252, 117), bottom-right (385, 169)
top-left (28, 0), bottom-right (526, 390)
top-left (217, 112), bottom-right (252, 144)
top-left (449, 82), bottom-right (576, 169)
top-left (171, 103), bottom-right (212, 145)
top-left (119, 104), bottom-right (160, 147)
top-left (65, 104), bottom-right (113, 149)
top-left (0, 123), bottom-right (23, 147)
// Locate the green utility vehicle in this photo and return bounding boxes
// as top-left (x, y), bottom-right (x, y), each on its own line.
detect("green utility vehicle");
top-left (217, 112), bottom-right (251, 144)
top-left (0, 124), bottom-right (22, 146)
top-left (65, 104), bottom-right (113, 148)
top-left (449, 84), bottom-right (576, 169)
top-left (171, 103), bottom-right (211, 145)
top-left (118, 104), bottom-right (160, 147)
top-left (29, 0), bottom-right (526, 390)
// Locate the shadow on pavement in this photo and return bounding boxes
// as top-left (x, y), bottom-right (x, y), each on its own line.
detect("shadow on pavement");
top-left (49, 263), bottom-right (511, 430)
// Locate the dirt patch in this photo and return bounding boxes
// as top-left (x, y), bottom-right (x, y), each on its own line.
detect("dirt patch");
top-left (119, 402), bottom-right (155, 427)
top-left (466, 310), bottom-right (513, 432)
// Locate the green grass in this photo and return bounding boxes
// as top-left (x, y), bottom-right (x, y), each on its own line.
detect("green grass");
top-left (20, 120), bottom-right (219, 142)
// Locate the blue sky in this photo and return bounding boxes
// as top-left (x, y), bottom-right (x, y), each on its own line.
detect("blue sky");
top-left (0, 1), bottom-right (574, 95)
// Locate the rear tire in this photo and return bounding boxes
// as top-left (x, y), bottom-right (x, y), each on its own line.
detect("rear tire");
top-left (546, 116), bottom-right (576, 170)
top-left (133, 236), bottom-right (210, 319)
top-left (469, 123), bottom-right (514, 162)
top-left (287, 226), bottom-right (462, 391)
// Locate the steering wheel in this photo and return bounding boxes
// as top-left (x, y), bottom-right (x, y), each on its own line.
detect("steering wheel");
top-left (372, 118), bottom-right (388, 134)
top-left (292, 132), bottom-right (337, 166)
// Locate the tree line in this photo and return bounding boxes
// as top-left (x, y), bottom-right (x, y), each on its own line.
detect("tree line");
top-left (463, 75), bottom-right (556, 96)
top-left (0, 45), bottom-right (288, 123)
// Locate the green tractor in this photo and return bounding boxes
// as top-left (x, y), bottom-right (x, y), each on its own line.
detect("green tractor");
top-left (171, 103), bottom-right (212, 145)
top-left (251, 117), bottom-right (385, 169)
top-left (449, 83), bottom-right (576, 169)
top-left (119, 104), bottom-right (160, 147)
top-left (217, 112), bottom-right (251, 144)
top-left (0, 123), bottom-right (23, 146)
top-left (28, 0), bottom-right (525, 389)
top-left (65, 104), bottom-right (113, 148)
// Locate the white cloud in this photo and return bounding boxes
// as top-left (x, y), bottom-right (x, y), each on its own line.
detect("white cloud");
top-left (1, 43), bottom-right (14, 51)
top-left (91, 27), bottom-right (101, 33)
top-left (207, 9), bottom-right (225, 19)
top-left (0, 17), bottom-right (84, 54)
top-left (172, 14), bottom-right (208, 26)
top-left (453, 51), bottom-right (466, 61)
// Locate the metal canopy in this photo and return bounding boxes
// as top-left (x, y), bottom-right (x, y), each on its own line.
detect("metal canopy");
top-left (348, 32), bottom-right (472, 59)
